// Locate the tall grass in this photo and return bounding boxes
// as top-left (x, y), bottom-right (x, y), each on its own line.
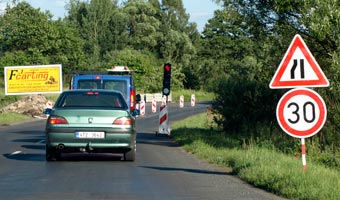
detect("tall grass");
top-left (171, 113), bottom-right (340, 200)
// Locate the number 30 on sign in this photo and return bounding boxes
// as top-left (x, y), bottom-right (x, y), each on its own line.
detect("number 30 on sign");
top-left (276, 88), bottom-right (327, 138)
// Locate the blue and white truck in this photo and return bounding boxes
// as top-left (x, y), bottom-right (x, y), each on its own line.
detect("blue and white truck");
top-left (69, 66), bottom-right (140, 112)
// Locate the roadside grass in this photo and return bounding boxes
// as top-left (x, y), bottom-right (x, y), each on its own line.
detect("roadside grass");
top-left (0, 112), bottom-right (31, 124)
top-left (171, 89), bottom-right (215, 103)
top-left (171, 113), bottom-right (340, 200)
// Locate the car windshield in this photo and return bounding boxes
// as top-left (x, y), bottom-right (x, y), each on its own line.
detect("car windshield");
top-left (77, 79), bottom-right (128, 100)
top-left (55, 91), bottom-right (128, 109)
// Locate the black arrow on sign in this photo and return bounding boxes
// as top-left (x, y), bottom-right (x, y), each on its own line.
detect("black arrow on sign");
top-left (290, 59), bottom-right (305, 79)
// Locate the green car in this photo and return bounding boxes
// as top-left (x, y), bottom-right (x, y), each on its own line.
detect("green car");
top-left (44, 90), bottom-right (139, 161)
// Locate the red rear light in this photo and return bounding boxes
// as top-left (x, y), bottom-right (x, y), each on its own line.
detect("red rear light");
top-left (130, 89), bottom-right (135, 111)
top-left (113, 117), bottom-right (133, 125)
top-left (86, 91), bottom-right (99, 95)
top-left (95, 76), bottom-right (101, 79)
top-left (49, 116), bottom-right (68, 125)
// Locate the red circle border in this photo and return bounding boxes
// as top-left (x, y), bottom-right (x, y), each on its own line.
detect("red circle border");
top-left (276, 88), bottom-right (327, 138)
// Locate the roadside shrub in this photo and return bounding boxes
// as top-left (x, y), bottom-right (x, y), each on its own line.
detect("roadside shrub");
top-left (212, 77), bottom-right (279, 135)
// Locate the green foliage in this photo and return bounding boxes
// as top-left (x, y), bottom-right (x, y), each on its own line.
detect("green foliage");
top-left (200, 0), bottom-right (340, 166)
top-left (0, 112), bottom-right (30, 124)
top-left (212, 77), bottom-right (279, 135)
top-left (103, 48), bottom-right (163, 92)
top-left (171, 89), bottom-right (215, 103)
top-left (0, 1), bottom-right (85, 75)
top-left (63, 0), bottom-right (197, 91)
top-left (0, 86), bottom-right (21, 108)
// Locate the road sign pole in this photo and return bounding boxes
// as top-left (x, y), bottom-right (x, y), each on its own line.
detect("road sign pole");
top-left (301, 138), bottom-right (307, 171)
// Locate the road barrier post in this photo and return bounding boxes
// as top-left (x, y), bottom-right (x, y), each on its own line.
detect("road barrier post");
top-left (152, 98), bottom-right (157, 113)
top-left (191, 94), bottom-right (195, 107)
top-left (158, 105), bottom-right (170, 136)
top-left (179, 95), bottom-right (184, 108)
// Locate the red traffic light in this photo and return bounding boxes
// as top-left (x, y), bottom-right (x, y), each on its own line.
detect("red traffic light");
top-left (163, 63), bottom-right (171, 96)
top-left (164, 64), bottom-right (171, 72)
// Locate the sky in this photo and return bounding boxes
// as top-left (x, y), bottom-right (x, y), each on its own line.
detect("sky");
top-left (8, 0), bottom-right (220, 33)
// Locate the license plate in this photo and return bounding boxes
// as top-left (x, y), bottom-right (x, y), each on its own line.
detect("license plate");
top-left (75, 131), bottom-right (105, 139)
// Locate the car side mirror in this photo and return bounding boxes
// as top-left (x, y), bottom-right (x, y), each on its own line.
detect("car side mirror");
top-left (131, 109), bottom-right (140, 116)
top-left (43, 108), bottom-right (52, 115)
top-left (136, 94), bottom-right (141, 103)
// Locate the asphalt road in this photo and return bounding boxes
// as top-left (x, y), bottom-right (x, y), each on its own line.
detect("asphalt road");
top-left (0, 102), bottom-right (285, 200)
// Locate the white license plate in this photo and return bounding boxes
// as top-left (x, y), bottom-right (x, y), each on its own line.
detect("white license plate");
top-left (75, 131), bottom-right (105, 139)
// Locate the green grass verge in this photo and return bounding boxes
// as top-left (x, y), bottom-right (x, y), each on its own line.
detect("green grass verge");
top-left (171, 89), bottom-right (215, 102)
top-left (0, 112), bottom-right (31, 124)
top-left (171, 113), bottom-right (340, 200)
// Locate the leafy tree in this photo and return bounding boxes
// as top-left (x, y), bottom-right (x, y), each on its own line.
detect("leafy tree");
top-left (202, 0), bottom-right (340, 163)
top-left (0, 2), bottom-right (56, 62)
top-left (103, 48), bottom-right (163, 92)
top-left (66, 0), bottom-right (120, 68)
top-left (123, 0), bottom-right (162, 50)
top-left (0, 2), bottom-right (85, 76)
top-left (161, 0), bottom-right (190, 32)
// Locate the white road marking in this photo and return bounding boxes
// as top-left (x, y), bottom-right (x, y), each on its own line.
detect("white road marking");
top-left (10, 151), bottom-right (22, 156)
top-left (37, 140), bottom-right (45, 144)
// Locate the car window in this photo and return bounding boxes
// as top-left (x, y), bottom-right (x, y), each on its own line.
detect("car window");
top-left (103, 80), bottom-right (127, 99)
top-left (78, 80), bottom-right (101, 89)
top-left (56, 91), bottom-right (128, 109)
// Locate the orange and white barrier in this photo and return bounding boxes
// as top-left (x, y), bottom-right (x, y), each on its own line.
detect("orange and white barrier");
top-left (152, 98), bottom-right (157, 113)
top-left (45, 101), bottom-right (53, 109)
top-left (191, 94), bottom-right (195, 107)
top-left (140, 100), bottom-right (145, 116)
top-left (179, 95), bottom-right (184, 108)
top-left (162, 96), bottom-right (167, 106)
top-left (158, 105), bottom-right (170, 135)
top-left (301, 138), bottom-right (307, 171)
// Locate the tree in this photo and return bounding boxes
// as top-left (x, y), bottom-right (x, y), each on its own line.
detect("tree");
top-left (66, 0), bottom-right (120, 69)
top-left (103, 48), bottom-right (163, 92)
top-left (0, 2), bottom-right (85, 76)
top-left (123, 0), bottom-right (162, 50)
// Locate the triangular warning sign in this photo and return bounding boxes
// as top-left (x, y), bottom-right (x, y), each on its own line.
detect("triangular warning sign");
top-left (269, 34), bottom-right (329, 89)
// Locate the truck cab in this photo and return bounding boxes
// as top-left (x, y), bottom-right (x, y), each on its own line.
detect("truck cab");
top-left (69, 66), bottom-right (140, 112)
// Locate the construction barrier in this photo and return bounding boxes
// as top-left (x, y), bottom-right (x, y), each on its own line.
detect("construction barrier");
top-left (158, 105), bottom-right (170, 135)
top-left (162, 96), bottom-right (167, 106)
top-left (139, 93), bottom-right (172, 102)
top-left (135, 102), bottom-right (140, 117)
top-left (179, 95), bottom-right (184, 108)
top-left (45, 101), bottom-right (53, 109)
top-left (191, 94), bottom-right (195, 107)
top-left (152, 98), bottom-right (157, 113)
top-left (140, 100), bottom-right (145, 116)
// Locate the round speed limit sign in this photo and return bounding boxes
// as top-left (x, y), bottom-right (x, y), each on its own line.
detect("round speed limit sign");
top-left (276, 88), bottom-right (327, 138)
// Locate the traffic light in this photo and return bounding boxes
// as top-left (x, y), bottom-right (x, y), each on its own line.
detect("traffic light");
top-left (162, 63), bottom-right (171, 96)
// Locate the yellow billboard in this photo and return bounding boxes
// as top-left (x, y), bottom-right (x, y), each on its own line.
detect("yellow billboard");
top-left (4, 64), bottom-right (62, 95)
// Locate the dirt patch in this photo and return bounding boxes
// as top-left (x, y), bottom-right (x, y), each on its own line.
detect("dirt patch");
top-left (0, 95), bottom-right (53, 118)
